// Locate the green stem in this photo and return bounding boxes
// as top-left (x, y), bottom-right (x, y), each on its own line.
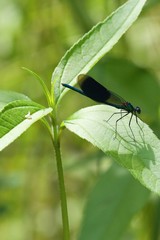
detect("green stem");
top-left (52, 115), bottom-right (70, 240)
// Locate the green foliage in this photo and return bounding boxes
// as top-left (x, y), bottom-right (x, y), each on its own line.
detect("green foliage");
top-left (63, 105), bottom-right (160, 194)
top-left (0, 99), bottom-right (52, 151)
top-left (79, 165), bottom-right (150, 240)
top-left (1, 0), bottom-right (160, 240)
top-left (52, 0), bottom-right (147, 104)
top-left (0, 90), bottom-right (30, 110)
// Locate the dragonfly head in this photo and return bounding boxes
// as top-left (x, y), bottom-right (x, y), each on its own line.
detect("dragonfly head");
top-left (135, 106), bottom-right (141, 114)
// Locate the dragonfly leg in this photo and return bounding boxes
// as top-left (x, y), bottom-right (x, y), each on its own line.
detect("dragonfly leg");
top-left (105, 111), bottom-right (126, 123)
top-left (128, 113), bottom-right (136, 141)
top-left (135, 114), bottom-right (143, 131)
top-left (104, 111), bottom-right (128, 139)
top-left (115, 112), bottom-right (129, 139)
top-left (135, 114), bottom-right (144, 140)
top-left (105, 110), bottom-right (143, 141)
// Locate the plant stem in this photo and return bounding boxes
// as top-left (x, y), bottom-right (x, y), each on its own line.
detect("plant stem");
top-left (52, 116), bottom-right (70, 240)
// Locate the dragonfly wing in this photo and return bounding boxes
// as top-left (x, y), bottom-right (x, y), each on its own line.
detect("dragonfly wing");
top-left (78, 74), bottom-right (127, 110)
top-left (105, 90), bottom-right (126, 108)
top-left (78, 74), bottom-right (111, 102)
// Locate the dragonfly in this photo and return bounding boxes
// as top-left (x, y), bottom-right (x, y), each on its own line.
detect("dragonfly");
top-left (62, 74), bottom-right (142, 140)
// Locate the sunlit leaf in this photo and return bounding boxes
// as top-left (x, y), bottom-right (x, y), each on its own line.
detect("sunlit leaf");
top-left (0, 90), bottom-right (30, 111)
top-left (0, 100), bottom-right (52, 151)
top-left (63, 105), bottom-right (160, 195)
top-left (52, 0), bottom-right (147, 103)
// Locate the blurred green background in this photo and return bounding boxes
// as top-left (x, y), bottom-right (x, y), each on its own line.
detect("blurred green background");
top-left (0, 0), bottom-right (160, 239)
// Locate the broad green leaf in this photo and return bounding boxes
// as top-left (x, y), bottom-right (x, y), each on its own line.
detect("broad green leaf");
top-left (63, 105), bottom-right (160, 195)
top-left (79, 165), bottom-right (150, 240)
top-left (51, 0), bottom-right (147, 103)
top-left (0, 90), bottom-right (30, 111)
top-left (0, 100), bottom-right (52, 151)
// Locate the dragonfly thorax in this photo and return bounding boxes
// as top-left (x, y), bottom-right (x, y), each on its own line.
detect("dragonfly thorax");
top-left (123, 102), bottom-right (141, 115)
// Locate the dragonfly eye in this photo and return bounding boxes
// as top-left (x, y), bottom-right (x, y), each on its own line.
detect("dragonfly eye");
top-left (136, 106), bottom-right (141, 114)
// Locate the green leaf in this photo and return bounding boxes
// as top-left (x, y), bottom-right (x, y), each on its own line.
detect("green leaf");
top-left (79, 165), bottom-right (150, 240)
top-left (51, 0), bottom-right (147, 103)
top-left (22, 67), bottom-right (51, 105)
top-left (63, 105), bottom-right (160, 195)
top-left (0, 100), bottom-right (52, 151)
top-left (0, 90), bottom-right (30, 111)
